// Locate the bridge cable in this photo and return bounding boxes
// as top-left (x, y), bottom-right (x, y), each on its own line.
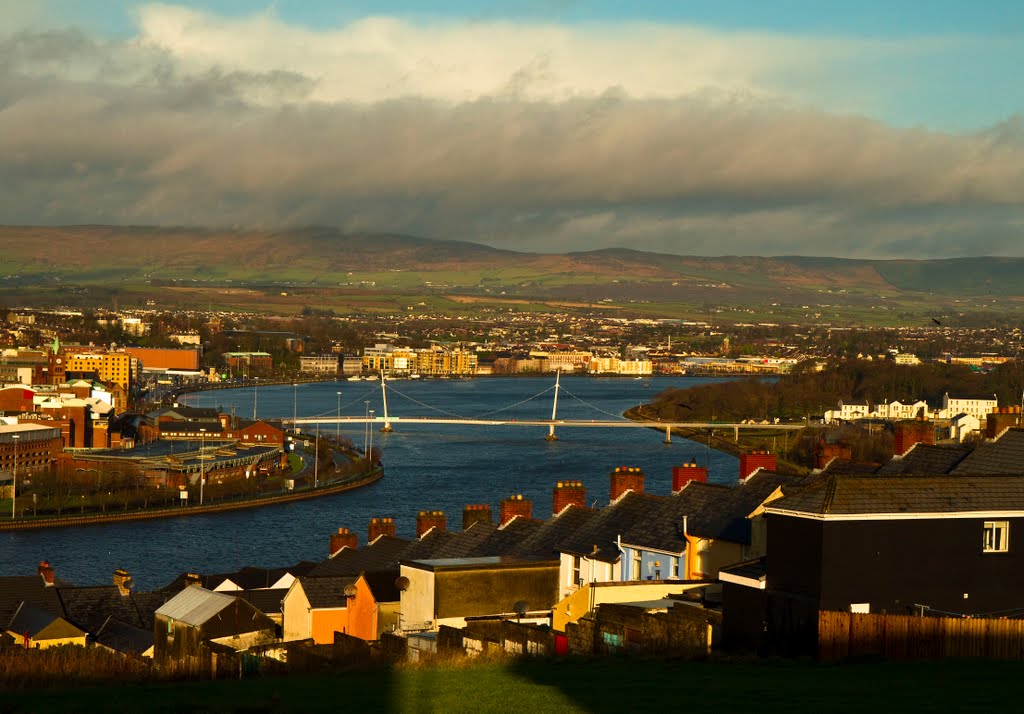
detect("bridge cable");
top-left (379, 383), bottom-right (470, 419)
top-left (555, 386), bottom-right (633, 421)
top-left (471, 385), bottom-right (557, 418)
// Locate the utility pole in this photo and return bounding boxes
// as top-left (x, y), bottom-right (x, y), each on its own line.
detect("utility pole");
top-left (364, 401), bottom-right (370, 456)
top-left (314, 423), bottom-right (319, 488)
top-left (199, 428), bottom-right (206, 506)
top-left (368, 410), bottom-right (375, 469)
top-left (10, 434), bottom-right (19, 520)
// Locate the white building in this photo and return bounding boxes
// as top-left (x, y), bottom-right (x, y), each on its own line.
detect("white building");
top-left (299, 354), bottom-right (339, 375)
top-left (587, 357), bottom-right (653, 376)
top-left (877, 400), bottom-right (931, 420)
top-left (836, 401), bottom-right (871, 421)
top-left (941, 393), bottom-right (998, 421)
top-left (949, 413), bottom-right (981, 442)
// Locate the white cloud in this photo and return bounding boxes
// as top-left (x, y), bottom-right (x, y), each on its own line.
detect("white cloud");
top-left (0, 6), bottom-right (1022, 257)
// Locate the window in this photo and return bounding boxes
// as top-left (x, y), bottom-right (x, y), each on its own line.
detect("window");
top-left (571, 555), bottom-right (581, 586)
top-left (630, 551), bottom-right (642, 581)
top-left (670, 557), bottom-right (679, 579)
top-left (983, 521), bottom-right (1009, 553)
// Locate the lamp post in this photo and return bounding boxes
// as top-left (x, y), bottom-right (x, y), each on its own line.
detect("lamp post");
top-left (199, 428), bottom-right (206, 506)
top-left (314, 423), bottom-right (320, 489)
top-left (336, 391), bottom-right (342, 443)
top-left (10, 434), bottom-right (19, 520)
top-left (253, 377), bottom-right (258, 420)
top-left (368, 410), bottom-right (375, 468)
top-left (363, 400), bottom-right (370, 455)
top-left (292, 383), bottom-right (298, 434)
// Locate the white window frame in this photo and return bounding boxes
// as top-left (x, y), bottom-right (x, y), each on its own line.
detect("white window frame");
top-left (983, 521), bottom-right (1009, 553)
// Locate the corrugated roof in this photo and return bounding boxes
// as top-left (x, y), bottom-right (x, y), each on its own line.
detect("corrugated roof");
top-left (155, 586), bottom-right (235, 626)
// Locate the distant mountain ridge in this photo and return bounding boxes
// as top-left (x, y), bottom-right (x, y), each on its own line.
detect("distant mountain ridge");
top-left (3, 225), bottom-right (1024, 298)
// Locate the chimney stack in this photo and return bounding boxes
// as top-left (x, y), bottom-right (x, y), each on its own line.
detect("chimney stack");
top-left (184, 573), bottom-right (202, 588)
top-left (553, 481), bottom-right (586, 516)
top-left (610, 466), bottom-right (645, 502)
top-left (462, 504), bottom-right (493, 530)
top-left (37, 560), bottom-right (55, 587)
top-left (499, 494), bottom-right (533, 526)
top-left (416, 511), bottom-right (447, 538)
top-left (739, 451), bottom-right (776, 481)
top-left (113, 568), bottom-right (132, 596)
top-left (986, 407), bottom-right (1021, 439)
top-left (368, 517), bottom-right (396, 543)
top-left (893, 418), bottom-right (935, 457)
top-left (329, 527), bottom-right (358, 556)
top-left (672, 463), bottom-right (707, 493)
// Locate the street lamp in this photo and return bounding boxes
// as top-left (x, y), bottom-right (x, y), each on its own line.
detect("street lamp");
top-left (368, 410), bottom-right (375, 468)
top-left (336, 391), bottom-right (342, 443)
top-left (293, 383), bottom-right (298, 433)
top-left (199, 428), bottom-right (206, 506)
top-left (314, 423), bottom-right (320, 489)
top-left (253, 377), bottom-right (258, 420)
top-left (10, 434), bottom-right (19, 520)
top-left (364, 400), bottom-right (370, 455)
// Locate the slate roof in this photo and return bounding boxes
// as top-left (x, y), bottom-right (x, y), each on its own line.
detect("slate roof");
top-left (950, 429), bottom-right (1024, 476)
top-left (362, 571), bottom-right (401, 603)
top-left (236, 588), bottom-right (288, 616)
top-left (57, 586), bottom-right (153, 633)
top-left (296, 576), bottom-right (356, 609)
top-left (620, 471), bottom-right (807, 552)
top-left (307, 536), bottom-right (413, 578)
top-left (95, 618), bottom-right (154, 656)
top-left (6, 604), bottom-right (69, 638)
top-left (160, 562), bottom-right (317, 593)
top-left (510, 505), bottom-right (601, 559)
top-left (766, 474), bottom-right (1024, 516)
top-left (0, 576), bottom-right (65, 624)
top-left (876, 443), bottom-right (970, 476)
top-left (556, 491), bottom-right (668, 562)
top-left (818, 459), bottom-right (881, 476)
top-left (155, 586), bottom-right (236, 626)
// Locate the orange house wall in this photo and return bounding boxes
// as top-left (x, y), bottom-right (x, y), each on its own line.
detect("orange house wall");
top-left (311, 609), bottom-right (350, 644)
top-left (346, 577), bottom-right (379, 641)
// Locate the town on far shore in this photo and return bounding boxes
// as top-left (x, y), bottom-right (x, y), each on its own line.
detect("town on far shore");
top-left (4, 305), bottom-right (1024, 678)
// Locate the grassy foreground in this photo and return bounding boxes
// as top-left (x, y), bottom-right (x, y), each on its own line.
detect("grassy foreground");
top-left (2, 656), bottom-right (1022, 713)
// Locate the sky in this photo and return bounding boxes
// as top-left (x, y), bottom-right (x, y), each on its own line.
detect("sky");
top-left (1, 1), bottom-right (1023, 258)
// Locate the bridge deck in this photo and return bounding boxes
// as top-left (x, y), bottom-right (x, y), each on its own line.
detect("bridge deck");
top-left (290, 417), bottom-right (803, 429)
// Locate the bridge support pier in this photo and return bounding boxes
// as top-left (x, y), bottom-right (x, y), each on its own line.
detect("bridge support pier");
top-left (546, 425), bottom-right (559, 442)
top-left (734, 426), bottom-right (739, 442)
top-left (380, 424), bottom-right (393, 433)
top-left (664, 425), bottom-right (672, 444)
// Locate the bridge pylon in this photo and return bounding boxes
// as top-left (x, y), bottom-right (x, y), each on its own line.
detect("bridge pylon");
top-left (546, 370), bottom-right (561, 441)
top-left (380, 370), bottom-right (394, 433)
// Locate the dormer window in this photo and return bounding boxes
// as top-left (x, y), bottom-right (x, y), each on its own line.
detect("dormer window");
top-left (983, 521), bottom-right (1009, 553)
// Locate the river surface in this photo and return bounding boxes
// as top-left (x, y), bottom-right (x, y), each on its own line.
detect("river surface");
top-left (2, 376), bottom-right (742, 588)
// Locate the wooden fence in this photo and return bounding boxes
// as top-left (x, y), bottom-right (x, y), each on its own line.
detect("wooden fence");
top-left (819, 610), bottom-right (1024, 661)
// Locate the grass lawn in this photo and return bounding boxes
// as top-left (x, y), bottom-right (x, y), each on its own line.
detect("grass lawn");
top-left (3, 656), bottom-right (1023, 713)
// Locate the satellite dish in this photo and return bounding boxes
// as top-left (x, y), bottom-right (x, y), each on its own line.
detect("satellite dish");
top-left (513, 600), bottom-right (529, 618)
top-left (343, 584), bottom-right (357, 598)
top-left (394, 576), bottom-right (410, 592)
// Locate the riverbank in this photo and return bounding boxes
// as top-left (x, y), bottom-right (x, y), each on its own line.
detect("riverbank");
top-left (623, 404), bottom-right (810, 476)
top-left (0, 467), bottom-right (383, 532)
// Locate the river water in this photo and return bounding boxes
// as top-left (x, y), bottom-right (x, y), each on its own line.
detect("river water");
top-left (1, 376), bottom-right (740, 588)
